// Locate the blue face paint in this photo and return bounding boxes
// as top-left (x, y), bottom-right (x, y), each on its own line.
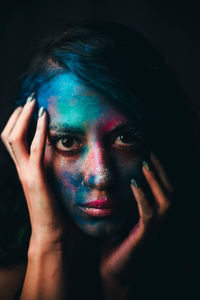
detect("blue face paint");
top-left (37, 72), bottom-right (145, 237)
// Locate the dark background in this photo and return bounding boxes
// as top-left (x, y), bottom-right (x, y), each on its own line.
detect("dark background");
top-left (1, 0), bottom-right (200, 125)
top-left (0, 1), bottom-right (199, 297)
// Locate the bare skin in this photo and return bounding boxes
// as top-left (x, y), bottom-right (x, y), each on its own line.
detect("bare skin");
top-left (0, 95), bottom-right (172, 300)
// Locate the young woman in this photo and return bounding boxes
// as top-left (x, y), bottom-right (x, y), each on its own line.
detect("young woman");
top-left (0, 22), bottom-right (199, 300)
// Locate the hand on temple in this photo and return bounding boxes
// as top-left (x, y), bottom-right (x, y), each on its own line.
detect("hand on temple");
top-left (1, 94), bottom-right (67, 300)
top-left (100, 154), bottom-right (173, 300)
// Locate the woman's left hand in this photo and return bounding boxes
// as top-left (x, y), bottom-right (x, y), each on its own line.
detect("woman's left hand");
top-left (100, 153), bottom-right (173, 300)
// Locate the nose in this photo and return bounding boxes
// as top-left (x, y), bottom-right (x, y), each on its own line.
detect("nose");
top-left (82, 142), bottom-right (115, 190)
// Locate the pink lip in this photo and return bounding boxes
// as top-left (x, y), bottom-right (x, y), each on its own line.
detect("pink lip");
top-left (78, 206), bottom-right (116, 217)
top-left (81, 199), bottom-right (117, 209)
top-left (77, 198), bottom-right (119, 217)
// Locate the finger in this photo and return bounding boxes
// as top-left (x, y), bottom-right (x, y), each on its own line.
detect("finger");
top-left (1, 107), bottom-right (23, 163)
top-left (142, 160), bottom-right (171, 216)
top-left (30, 107), bottom-right (47, 165)
top-left (116, 180), bottom-right (153, 253)
top-left (1, 106), bottom-right (23, 138)
top-left (130, 179), bottom-right (153, 227)
top-left (150, 153), bottom-right (174, 195)
top-left (100, 180), bottom-right (153, 276)
top-left (8, 95), bottom-right (36, 166)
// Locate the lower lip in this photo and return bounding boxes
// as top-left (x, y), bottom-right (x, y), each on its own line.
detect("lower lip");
top-left (79, 206), bottom-right (116, 217)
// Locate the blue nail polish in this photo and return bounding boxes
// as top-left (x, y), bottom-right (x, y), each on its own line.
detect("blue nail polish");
top-left (143, 160), bottom-right (152, 171)
top-left (131, 178), bottom-right (139, 188)
top-left (26, 92), bottom-right (35, 103)
top-left (38, 107), bottom-right (45, 117)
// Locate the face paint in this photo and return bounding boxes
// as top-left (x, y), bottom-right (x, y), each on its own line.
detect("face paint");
top-left (37, 72), bottom-right (145, 237)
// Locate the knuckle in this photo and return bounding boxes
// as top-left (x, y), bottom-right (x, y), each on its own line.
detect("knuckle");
top-left (30, 142), bottom-right (39, 154)
top-left (161, 201), bottom-right (171, 214)
top-left (24, 180), bottom-right (34, 192)
top-left (7, 136), bottom-right (14, 145)
top-left (23, 173), bottom-right (38, 191)
top-left (18, 172), bottom-right (29, 186)
top-left (27, 178), bottom-right (36, 189)
top-left (143, 212), bottom-right (154, 226)
top-left (1, 131), bottom-right (7, 143)
top-left (1, 130), bottom-right (12, 143)
top-left (18, 166), bottom-right (42, 190)
top-left (145, 212), bottom-right (154, 221)
top-left (7, 135), bottom-right (20, 145)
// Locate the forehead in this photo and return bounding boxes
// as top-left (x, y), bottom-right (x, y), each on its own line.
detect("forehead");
top-left (37, 73), bottom-right (127, 129)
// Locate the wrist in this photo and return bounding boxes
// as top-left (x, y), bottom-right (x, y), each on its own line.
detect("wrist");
top-left (28, 233), bottom-right (65, 259)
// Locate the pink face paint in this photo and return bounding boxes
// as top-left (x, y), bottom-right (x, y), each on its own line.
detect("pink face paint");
top-left (101, 118), bottom-right (127, 133)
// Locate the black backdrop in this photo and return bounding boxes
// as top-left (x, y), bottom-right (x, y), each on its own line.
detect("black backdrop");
top-left (0, 0), bottom-right (199, 297)
top-left (1, 0), bottom-right (200, 123)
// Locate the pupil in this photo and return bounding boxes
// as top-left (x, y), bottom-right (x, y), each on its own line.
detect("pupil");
top-left (62, 137), bottom-right (74, 147)
top-left (120, 134), bottom-right (132, 143)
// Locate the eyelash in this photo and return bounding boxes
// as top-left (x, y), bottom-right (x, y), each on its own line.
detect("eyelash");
top-left (110, 131), bottom-right (144, 153)
top-left (47, 135), bottom-right (82, 156)
top-left (47, 130), bottom-right (144, 156)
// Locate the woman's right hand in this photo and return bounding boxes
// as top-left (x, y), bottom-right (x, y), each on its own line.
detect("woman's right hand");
top-left (1, 94), bottom-right (68, 299)
top-left (1, 94), bottom-right (65, 251)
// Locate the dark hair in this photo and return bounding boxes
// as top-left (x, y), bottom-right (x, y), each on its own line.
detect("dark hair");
top-left (15, 21), bottom-right (198, 171)
top-left (16, 22), bottom-right (165, 127)
top-left (0, 23), bottom-right (199, 297)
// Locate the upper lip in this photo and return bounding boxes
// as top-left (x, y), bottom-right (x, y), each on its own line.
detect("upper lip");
top-left (80, 199), bottom-right (117, 209)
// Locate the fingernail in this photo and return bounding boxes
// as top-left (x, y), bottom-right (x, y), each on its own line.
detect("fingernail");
top-left (143, 160), bottom-right (152, 171)
top-left (26, 92), bottom-right (35, 103)
top-left (131, 178), bottom-right (139, 188)
top-left (38, 107), bottom-right (45, 117)
top-left (15, 106), bottom-right (23, 111)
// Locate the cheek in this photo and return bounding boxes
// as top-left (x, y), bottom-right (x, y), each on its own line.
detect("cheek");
top-left (44, 146), bottom-right (82, 196)
top-left (112, 152), bottom-right (143, 183)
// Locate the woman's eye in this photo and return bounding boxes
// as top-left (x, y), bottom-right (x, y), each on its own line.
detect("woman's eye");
top-left (114, 133), bottom-right (136, 146)
top-left (112, 132), bottom-right (144, 153)
top-left (56, 136), bottom-right (82, 151)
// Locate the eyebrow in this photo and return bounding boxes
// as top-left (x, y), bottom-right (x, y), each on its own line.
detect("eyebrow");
top-left (49, 122), bottom-right (85, 135)
top-left (49, 121), bottom-right (138, 136)
top-left (105, 121), bottom-right (136, 133)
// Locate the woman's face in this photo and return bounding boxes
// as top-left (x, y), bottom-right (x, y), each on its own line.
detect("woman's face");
top-left (37, 73), bottom-right (145, 237)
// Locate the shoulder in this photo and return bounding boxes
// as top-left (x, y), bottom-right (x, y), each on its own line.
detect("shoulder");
top-left (0, 263), bottom-right (26, 300)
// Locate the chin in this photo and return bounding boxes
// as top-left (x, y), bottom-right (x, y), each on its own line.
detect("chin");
top-left (75, 218), bottom-right (125, 238)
